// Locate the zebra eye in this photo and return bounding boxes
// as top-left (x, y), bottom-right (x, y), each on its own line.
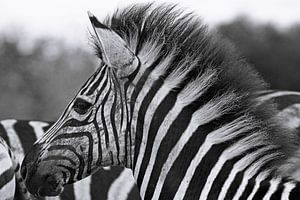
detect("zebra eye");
top-left (73, 98), bottom-right (92, 115)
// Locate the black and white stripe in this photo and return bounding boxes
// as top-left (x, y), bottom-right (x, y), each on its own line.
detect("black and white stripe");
top-left (21, 4), bottom-right (300, 200)
top-left (0, 119), bottom-right (139, 200)
top-left (0, 136), bottom-right (16, 200)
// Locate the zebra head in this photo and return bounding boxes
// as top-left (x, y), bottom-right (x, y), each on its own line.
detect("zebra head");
top-left (21, 12), bottom-right (139, 197)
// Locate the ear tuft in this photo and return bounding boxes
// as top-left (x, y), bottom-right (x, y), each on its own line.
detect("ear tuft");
top-left (88, 11), bottom-right (110, 30)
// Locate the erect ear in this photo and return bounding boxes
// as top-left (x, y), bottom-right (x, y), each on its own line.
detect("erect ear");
top-left (88, 11), bottom-right (137, 69)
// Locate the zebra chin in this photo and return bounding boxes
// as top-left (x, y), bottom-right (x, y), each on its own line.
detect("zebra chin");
top-left (21, 144), bottom-right (66, 197)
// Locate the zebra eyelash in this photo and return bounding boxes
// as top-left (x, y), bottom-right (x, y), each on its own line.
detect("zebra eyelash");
top-left (73, 98), bottom-right (93, 115)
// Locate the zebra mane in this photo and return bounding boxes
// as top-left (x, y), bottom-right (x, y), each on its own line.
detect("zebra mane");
top-left (93, 4), bottom-right (300, 179)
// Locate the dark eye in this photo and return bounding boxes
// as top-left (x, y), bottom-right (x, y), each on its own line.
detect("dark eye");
top-left (73, 98), bottom-right (92, 115)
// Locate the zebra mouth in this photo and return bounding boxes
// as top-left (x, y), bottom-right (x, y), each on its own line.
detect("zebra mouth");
top-left (36, 181), bottom-right (64, 197)
top-left (33, 173), bottom-right (65, 197)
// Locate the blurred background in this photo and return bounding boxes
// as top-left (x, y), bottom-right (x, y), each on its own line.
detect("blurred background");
top-left (0, 0), bottom-right (299, 121)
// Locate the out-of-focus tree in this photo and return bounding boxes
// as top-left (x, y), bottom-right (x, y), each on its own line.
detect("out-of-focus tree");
top-left (217, 17), bottom-right (300, 91)
top-left (0, 18), bottom-right (300, 120)
top-left (0, 34), bottom-right (96, 120)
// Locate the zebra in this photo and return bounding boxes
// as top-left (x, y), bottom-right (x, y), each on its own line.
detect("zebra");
top-left (0, 119), bottom-right (140, 200)
top-left (21, 4), bottom-right (300, 199)
top-left (1, 91), bottom-right (299, 200)
top-left (0, 136), bottom-right (16, 200)
top-left (1, 90), bottom-right (298, 200)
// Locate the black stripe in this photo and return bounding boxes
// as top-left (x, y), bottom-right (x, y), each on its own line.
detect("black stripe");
top-left (60, 183), bottom-right (75, 200)
top-left (124, 59), bottom-right (141, 167)
top-left (128, 184), bottom-right (142, 200)
top-left (270, 182), bottom-right (284, 200)
top-left (80, 68), bottom-right (100, 95)
top-left (100, 83), bottom-right (112, 150)
top-left (86, 66), bottom-right (107, 95)
top-left (155, 122), bottom-right (211, 200)
top-left (94, 120), bottom-right (103, 166)
top-left (207, 154), bottom-right (246, 199)
top-left (47, 144), bottom-right (85, 179)
top-left (183, 142), bottom-right (235, 199)
top-left (0, 167), bottom-right (14, 189)
top-left (0, 123), bottom-right (10, 147)
top-left (131, 57), bottom-right (164, 170)
top-left (238, 152), bottom-right (278, 200)
top-left (134, 79), bottom-right (169, 185)
top-left (141, 91), bottom-right (177, 178)
top-left (252, 175), bottom-right (271, 200)
top-left (91, 166), bottom-right (125, 199)
top-left (14, 120), bottom-right (37, 154)
top-left (289, 183), bottom-right (300, 199)
top-left (223, 170), bottom-right (245, 200)
top-left (52, 132), bottom-right (94, 179)
top-left (110, 73), bottom-right (121, 164)
top-left (57, 165), bottom-right (76, 184)
top-left (62, 118), bottom-right (91, 128)
top-left (94, 70), bottom-right (109, 104)
top-left (43, 155), bottom-right (77, 166)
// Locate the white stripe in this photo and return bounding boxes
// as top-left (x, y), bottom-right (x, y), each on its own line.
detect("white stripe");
top-left (247, 171), bottom-right (270, 200)
top-left (277, 104), bottom-right (300, 129)
top-left (29, 121), bottom-right (50, 139)
top-left (103, 79), bottom-right (119, 164)
top-left (199, 133), bottom-right (268, 200)
top-left (173, 117), bottom-right (253, 200)
top-left (0, 139), bottom-right (15, 199)
top-left (0, 143), bottom-right (13, 175)
top-left (0, 120), bottom-right (24, 164)
top-left (138, 100), bottom-right (182, 196)
top-left (232, 155), bottom-right (278, 200)
top-left (220, 147), bottom-right (275, 200)
top-left (73, 176), bottom-right (91, 200)
top-left (133, 55), bottom-right (173, 177)
top-left (45, 196), bottom-right (61, 200)
top-left (107, 168), bottom-right (136, 200)
top-left (139, 69), bottom-right (217, 198)
top-left (102, 166), bottom-right (111, 170)
top-left (126, 44), bottom-right (169, 166)
top-left (281, 182), bottom-right (296, 200)
top-left (262, 178), bottom-right (281, 200)
top-left (151, 94), bottom-right (237, 199)
top-left (83, 67), bottom-right (106, 95)
top-left (256, 91), bottom-right (300, 103)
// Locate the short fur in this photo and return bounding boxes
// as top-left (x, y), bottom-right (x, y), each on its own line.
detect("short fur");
top-left (92, 3), bottom-right (300, 179)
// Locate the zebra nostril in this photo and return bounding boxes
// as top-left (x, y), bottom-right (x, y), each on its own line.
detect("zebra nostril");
top-left (21, 165), bottom-right (27, 179)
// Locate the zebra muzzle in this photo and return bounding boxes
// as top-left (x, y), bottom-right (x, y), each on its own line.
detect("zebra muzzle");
top-left (21, 144), bottom-right (65, 196)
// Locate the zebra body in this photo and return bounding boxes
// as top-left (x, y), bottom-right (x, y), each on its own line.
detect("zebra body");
top-left (21, 4), bottom-right (300, 199)
top-left (0, 119), bottom-right (139, 200)
top-left (0, 136), bottom-right (16, 200)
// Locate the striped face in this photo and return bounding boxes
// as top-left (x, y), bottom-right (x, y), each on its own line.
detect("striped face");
top-left (21, 13), bottom-right (139, 197)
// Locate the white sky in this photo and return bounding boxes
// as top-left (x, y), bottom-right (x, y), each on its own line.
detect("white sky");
top-left (0, 0), bottom-right (300, 47)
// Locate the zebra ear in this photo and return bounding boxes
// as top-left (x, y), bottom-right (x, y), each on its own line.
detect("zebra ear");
top-left (88, 11), bottom-right (137, 69)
